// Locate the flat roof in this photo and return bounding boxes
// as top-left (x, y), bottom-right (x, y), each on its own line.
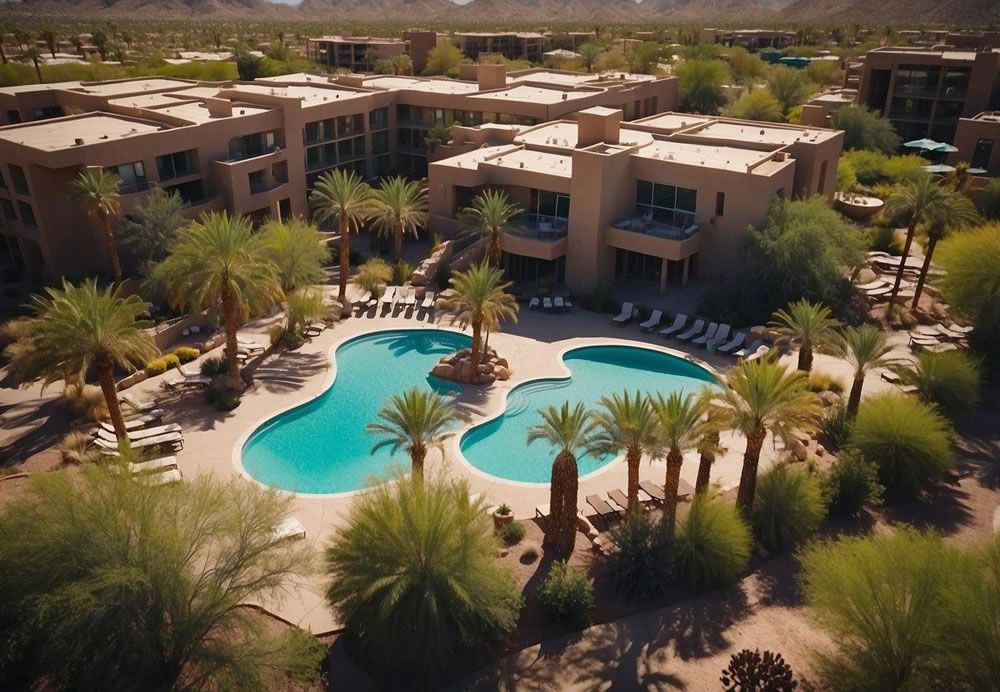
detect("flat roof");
top-left (690, 121), bottom-right (836, 146)
top-left (310, 35), bottom-right (404, 44)
top-left (256, 72), bottom-right (334, 85)
top-left (154, 100), bottom-right (272, 123)
top-left (634, 112), bottom-right (714, 132)
top-left (486, 148), bottom-right (572, 177)
top-left (107, 92), bottom-right (194, 109)
top-left (470, 85), bottom-right (590, 104)
top-left (231, 83), bottom-right (368, 106)
top-left (515, 120), bottom-right (654, 149)
top-left (0, 80), bottom-right (82, 95)
top-left (68, 78), bottom-right (195, 97)
top-left (0, 113), bottom-right (163, 151)
top-left (633, 139), bottom-right (770, 173)
top-left (363, 76), bottom-right (480, 95)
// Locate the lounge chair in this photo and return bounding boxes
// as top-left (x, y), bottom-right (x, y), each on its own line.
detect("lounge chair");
top-left (718, 332), bottom-right (746, 354)
top-left (692, 322), bottom-right (719, 345)
top-left (639, 309), bottom-right (662, 332)
top-left (543, 297), bottom-right (553, 311)
top-left (924, 342), bottom-right (959, 353)
top-left (304, 322), bottom-right (326, 336)
top-left (855, 279), bottom-right (889, 291)
top-left (404, 289), bottom-right (416, 308)
top-left (420, 291), bottom-right (435, 310)
top-left (704, 323), bottom-right (731, 347)
top-left (607, 489), bottom-right (635, 512)
top-left (612, 302), bottom-right (634, 325)
top-left (163, 370), bottom-right (210, 389)
top-left (676, 318), bottom-right (706, 341)
top-left (745, 345), bottom-right (771, 362)
top-left (121, 396), bottom-right (158, 412)
top-left (93, 432), bottom-right (183, 452)
top-left (638, 480), bottom-right (665, 503)
top-left (146, 468), bottom-right (182, 486)
top-left (562, 298), bottom-right (573, 311)
top-left (273, 516), bottom-right (307, 541)
top-left (528, 297), bottom-right (539, 310)
top-left (237, 338), bottom-right (265, 354)
top-left (586, 493), bottom-right (620, 520)
top-left (534, 503), bottom-right (550, 519)
top-left (380, 286), bottom-right (396, 314)
top-left (98, 410), bottom-right (164, 433)
top-left (96, 423), bottom-right (182, 443)
top-left (733, 339), bottom-right (764, 358)
top-left (129, 456), bottom-right (178, 474)
top-left (658, 314), bottom-right (687, 338)
top-left (553, 296), bottom-right (566, 311)
top-left (677, 478), bottom-right (695, 500)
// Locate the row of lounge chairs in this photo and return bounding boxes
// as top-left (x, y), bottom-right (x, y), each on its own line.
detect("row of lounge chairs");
top-left (614, 303), bottom-right (769, 359)
top-left (534, 478), bottom-right (696, 523)
top-left (359, 286), bottom-right (435, 317)
top-left (91, 397), bottom-right (185, 485)
top-left (907, 323), bottom-right (972, 353)
top-left (528, 296), bottom-right (573, 312)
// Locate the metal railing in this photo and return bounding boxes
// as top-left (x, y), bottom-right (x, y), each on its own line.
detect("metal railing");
top-left (505, 214), bottom-right (568, 241)
top-left (613, 214), bottom-right (699, 241)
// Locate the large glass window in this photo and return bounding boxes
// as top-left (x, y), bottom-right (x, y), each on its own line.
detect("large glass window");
top-left (9, 165), bottom-right (28, 195)
top-left (529, 188), bottom-right (570, 222)
top-left (372, 130), bottom-right (389, 154)
top-left (635, 180), bottom-right (697, 228)
top-left (972, 139), bottom-right (994, 169)
top-left (156, 150), bottom-right (196, 180)
top-left (107, 161), bottom-right (147, 193)
top-left (17, 201), bottom-right (36, 228)
top-left (894, 65), bottom-right (940, 96)
top-left (369, 107), bottom-right (388, 130)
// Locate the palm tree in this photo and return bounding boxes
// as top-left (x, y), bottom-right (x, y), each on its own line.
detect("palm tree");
top-left (694, 409), bottom-right (726, 495)
top-left (910, 191), bottom-right (980, 310)
top-left (71, 168), bottom-right (123, 284)
top-left (527, 401), bottom-right (597, 558)
top-left (883, 173), bottom-right (948, 304)
top-left (366, 387), bottom-right (459, 481)
top-left (589, 390), bottom-right (658, 513)
top-left (371, 176), bottom-right (428, 262)
top-left (438, 261), bottom-right (518, 374)
top-left (39, 27), bottom-right (57, 59)
top-left (769, 299), bottom-right (841, 372)
top-left (151, 212), bottom-right (282, 390)
top-left (460, 189), bottom-right (521, 266)
top-left (714, 359), bottom-right (822, 513)
top-left (309, 169), bottom-right (376, 305)
top-left (17, 46), bottom-right (43, 83)
top-left (650, 391), bottom-right (711, 527)
top-left (259, 218), bottom-right (330, 292)
top-left (838, 325), bottom-right (896, 417)
top-left (2, 279), bottom-right (157, 440)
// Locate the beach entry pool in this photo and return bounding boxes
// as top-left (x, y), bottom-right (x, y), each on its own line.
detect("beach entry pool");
top-left (460, 345), bottom-right (718, 483)
top-left (241, 329), bottom-right (468, 494)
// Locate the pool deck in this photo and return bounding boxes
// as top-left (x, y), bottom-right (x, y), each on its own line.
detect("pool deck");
top-left (96, 293), bottom-right (913, 634)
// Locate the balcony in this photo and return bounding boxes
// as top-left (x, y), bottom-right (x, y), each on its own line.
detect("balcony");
top-left (612, 215), bottom-right (698, 241)
top-left (120, 180), bottom-right (153, 195)
top-left (225, 143), bottom-right (282, 163)
top-left (608, 215), bottom-right (700, 262)
top-left (505, 214), bottom-right (568, 242)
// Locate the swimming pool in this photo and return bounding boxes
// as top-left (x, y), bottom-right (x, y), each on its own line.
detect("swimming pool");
top-left (459, 345), bottom-right (718, 484)
top-left (241, 329), bottom-right (467, 495)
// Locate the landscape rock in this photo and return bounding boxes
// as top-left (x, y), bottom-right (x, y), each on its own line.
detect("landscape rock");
top-left (496, 357), bottom-right (509, 369)
top-left (476, 373), bottom-right (496, 385)
top-left (792, 440), bottom-right (809, 462)
top-left (818, 391), bottom-right (841, 407)
top-left (495, 366), bottom-right (511, 381)
top-left (856, 267), bottom-right (877, 284)
top-left (431, 363), bottom-right (455, 378)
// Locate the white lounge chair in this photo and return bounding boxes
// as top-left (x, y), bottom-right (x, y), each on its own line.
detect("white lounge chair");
top-left (692, 322), bottom-right (719, 345)
top-left (704, 323), bottom-right (730, 347)
top-left (98, 411), bottom-right (164, 433)
top-left (237, 338), bottom-right (265, 354)
top-left (273, 516), bottom-right (307, 541)
top-left (121, 396), bottom-right (158, 413)
top-left (562, 298), bottom-right (573, 311)
top-left (93, 432), bottom-right (183, 452)
top-left (553, 296), bottom-right (566, 311)
top-left (528, 297), bottom-right (539, 310)
top-left (658, 314), bottom-right (687, 337)
top-left (380, 286), bottom-right (396, 314)
top-left (733, 339), bottom-right (764, 358)
top-left (96, 423), bottom-right (182, 443)
top-left (420, 291), bottom-right (435, 310)
top-left (163, 370), bottom-right (210, 389)
top-left (676, 319), bottom-right (706, 341)
top-left (146, 468), bottom-right (182, 486)
top-left (612, 302), bottom-right (634, 325)
top-left (639, 309), bottom-right (662, 332)
top-left (129, 456), bottom-right (178, 474)
top-left (304, 322), bottom-right (326, 336)
top-left (856, 279), bottom-right (889, 291)
top-left (745, 345), bottom-right (771, 362)
top-left (718, 332), bottom-right (746, 354)
top-left (404, 288), bottom-right (416, 307)
top-left (543, 297), bottom-right (553, 311)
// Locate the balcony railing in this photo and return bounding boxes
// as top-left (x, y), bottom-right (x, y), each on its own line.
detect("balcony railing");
top-left (121, 180), bottom-right (153, 195)
top-left (505, 214), bottom-right (568, 241)
top-left (613, 215), bottom-right (699, 241)
top-left (225, 144), bottom-right (281, 163)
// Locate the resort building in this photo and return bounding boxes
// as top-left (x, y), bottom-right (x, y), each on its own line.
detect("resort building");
top-left (454, 33), bottom-right (545, 63)
top-left (0, 65), bottom-right (677, 279)
top-left (850, 46), bottom-right (1000, 144)
top-left (699, 28), bottom-right (798, 52)
top-left (307, 32), bottom-right (440, 74)
top-left (949, 111), bottom-right (1000, 176)
top-left (427, 108), bottom-right (843, 295)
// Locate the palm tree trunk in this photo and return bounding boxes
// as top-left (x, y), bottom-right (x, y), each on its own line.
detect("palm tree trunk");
top-left (663, 448), bottom-right (683, 528)
top-left (393, 220), bottom-right (403, 261)
top-left (910, 234), bottom-right (938, 311)
top-left (695, 451), bottom-right (714, 494)
top-left (410, 444), bottom-right (426, 481)
top-left (889, 222), bottom-right (916, 304)
top-left (547, 451), bottom-right (579, 558)
top-left (797, 344), bottom-right (813, 372)
top-left (736, 430), bottom-right (767, 514)
top-left (338, 214), bottom-right (349, 305)
top-left (221, 285), bottom-right (241, 389)
top-left (847, 373), bottom-right (865, 417)
top-left (470, 318), bottom-right (482, 374)
top-left (0, 45), bottom-right (7, 65)
top-left (489, 230), bottom-right (501, 266)
top-left (100, 211), bottom-right (122, 284)
top-left (32, 58), bottom-right (42, 84)
top-left (626, 446), bottom-right (641, 513)
top-left (96, 359), bottom-right (127, 441)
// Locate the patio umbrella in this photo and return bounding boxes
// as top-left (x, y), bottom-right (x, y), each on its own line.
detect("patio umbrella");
top-left (931, 142), bottom-right (959, 153)
top-left (921, 164), bottom-right (956, 173)
top-left (904, 138), bottom-right (943, 151)
top-left (968, 167), bottom-right (988, 175)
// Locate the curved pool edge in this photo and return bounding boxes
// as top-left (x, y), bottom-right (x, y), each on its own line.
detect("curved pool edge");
top-left (449, 338), bottom-right (723, 489)
top-left (231, 324), bottom-right (473, 500)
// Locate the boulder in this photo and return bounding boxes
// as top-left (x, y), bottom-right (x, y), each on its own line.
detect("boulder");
top-left (856, 267), bottom-right (878, 284)
top-left (476, 373), bottom-right (497, 385)
top-left (457, 360), bottom-right (474, 381)
top-left (477, 363), bottom-right (493, 375)
top-left (818, 390), bottom-right (841, 407)
top-left (431, 363), bottom-right (455, 378)
top-left (496, 357), bottom-right (509, 369)
top-left (791, 440), bottom-right (809, 462)
top-left (815, 444), bottom-right (826, 457)
top-left (495, 366), bottom-right (511, 381)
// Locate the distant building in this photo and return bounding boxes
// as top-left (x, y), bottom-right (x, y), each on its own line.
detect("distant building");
top-left (699, 28), bottom-right (798, 52)
top-left (949, 111), bottom-right (1000, 176)
top-left (454, 33), bottom-right (544, 63)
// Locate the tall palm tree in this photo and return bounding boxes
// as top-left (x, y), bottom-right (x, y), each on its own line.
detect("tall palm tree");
top-left (259, 218), bottom-right (330, 292)
top-left (39, 27), bottom-right (57, 59)
top-left (650, 391), bottom-right (711, 527)
top-left (694, 408), bottom-right (726, 495)
top-left (371, 176), bottom-right (428, 262)
top-left (309, 169), bottom-right (376, 305)
top-left (71, 168), bottom-right (122, 284)
top-left (438, 261), bottom-right (518, 373)
top-left (714, 359), bottom-right (822, 513)
top-left (589, 390), bottom-right (658, 513)
top-left (883, 173), bottom-right (948, 304)
top-left (460, 189), bottom-right (521, 266)
top-left (769, 298), bottom-right (841, 372)
top-left (838, 325), bottom-right (896, 417)
top-left (17, 46), bottom-right (43, 83)
top-left (910, 191), bottom-right (980, 310)
top-left (2, 279), bottom-right (157, 440)
top-left (151, 212), bottom-right (282, 390)
top-left (366, 387), bottom-right (459, 481)
top-left (527, 401), bottom-right (597, 558)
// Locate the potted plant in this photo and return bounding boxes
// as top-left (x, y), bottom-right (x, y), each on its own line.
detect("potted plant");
top-left (492, 503), bottom-right (514, 529)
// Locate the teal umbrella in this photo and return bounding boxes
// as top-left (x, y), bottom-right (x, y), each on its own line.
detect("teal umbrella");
top-left (922, 164), bottom-right (955, 173)
top-left (931, 142), bottom-right (959, 153)
top-left (968, 167), bottom-right (988, 175)
top-left (904, 138), bottom-right (942, 151)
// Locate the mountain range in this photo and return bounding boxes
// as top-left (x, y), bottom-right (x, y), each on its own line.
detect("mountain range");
top-left (4, 0), bottom-right (999, 23)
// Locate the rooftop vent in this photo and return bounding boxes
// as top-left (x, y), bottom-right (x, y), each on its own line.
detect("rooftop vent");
top-left (759, 129), bottom-right (765, 135)
top-left (73, 137), bottom-right (84, 146)
top-left (561, 93), bottom-right (567, 100)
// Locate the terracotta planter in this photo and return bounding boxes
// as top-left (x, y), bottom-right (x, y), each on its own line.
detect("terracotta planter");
top-left (492, 510), bottom-right (514, 529)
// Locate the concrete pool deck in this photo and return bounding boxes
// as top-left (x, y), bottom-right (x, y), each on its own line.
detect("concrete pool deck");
top-left (77, 296), bottom-right (914, 633)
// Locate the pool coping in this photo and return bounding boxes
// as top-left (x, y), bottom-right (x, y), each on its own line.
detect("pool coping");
top-left (232, 326), bottom-right (722, 499)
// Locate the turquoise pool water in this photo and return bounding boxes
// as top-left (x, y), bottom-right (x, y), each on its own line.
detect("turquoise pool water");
top-left (241, 329), bottom-right (467, 494)
top-left (459, 345), bottom-right (718, 483)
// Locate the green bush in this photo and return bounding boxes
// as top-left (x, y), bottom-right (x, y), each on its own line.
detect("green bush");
top-left (162, 353), bottom-right (181, 370)
top-left (752, 465), bottom-right (826, 553)
top-left (980, 179), bottom-right (1000, 221)
top-left (897, 350), bottom-right (982, 421)
top-left (807, 370), bottom-right (844, 394)
top-left (199, 356), bottom-right (228, 377)
top-left (537, 560), bottom-right (595, 629)
top-left (941, 534), bottom-right (1000, 688)
top-left (145, 358), bottom-right (169, 376)
top-left (824, 451), bottom-right (884, 516)
top-left (501, 521), bottom-right (526, 545)
top-left (821, 403), bottom-right (851, 449)
top-left (674, 495), bottom-right (751, 591)
top-left (883, 154), bottom-right (928, 183)
top-left (850, 393), bottom-right (952, 496)
top-left (867, 225), bottom-right (900, 254)
top-left (173, 346), bottom-right (199, 364)
top-left (604, 511), bottom-right (673, 600)
top-left (580, 286), bottom-right (619, 314)
top-left (204, 386), bottom-right (241, 411)
top-left (843, 149), bottom-right (887, 185)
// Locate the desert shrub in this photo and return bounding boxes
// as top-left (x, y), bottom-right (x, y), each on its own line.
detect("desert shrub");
top-left (980, 178), bottom-right (1000, 221)
top-left (843, 149), bottom-right (888, 185)
top-left (604, 511), bottom-right (673, 600)
top-left (867, 225), bottom-right (900, 254)
top-left (581, 286), bottom-right (618, 314)
top-left (883, 154), bottom-right (928, 183)
top-left (57, 431), bottom-right (101, 465)
top-left (895, 350), bottom-right (982, 422)
top-left (520, 542), bottom-right (541, 562)
top-left (807, 370), bottom-right (844, 394)
top-left (798, 528), bottom-right (957, 690)
top-left (537, 560), bottom-right (595, 629)
top-left (941, 534), bottom-right (1000, 688)
top-left (850, 393), bottom-right (952, 495)
top-left (501, 521), bottom-right (525, 545)
top-left (721, 649), bottom-right (798, 691)
top-left (673, 495), bottom-right (751, 591)
top-left (200, 356), bottom-right (228, 377)
top-left (821, 403), bottom-right (851, 449)
top-left (824, 451), bottom-right (884, 516)
top-left (145, 358), bottom-right (169, 376)
top-left (161, 353), bottom-right (181, 370)
top-left (59, 383), bottom-right (108, 421)
top-left (204, 386), bottom-right (241, 411)
top-left (324, 474), bottom-right (521, 673)
top-left (393, 259), bottom-right (414, 285)
top-left (752, 465), bottom-right (826, 553)
top-left (173, 346), bottom-right (199, 364)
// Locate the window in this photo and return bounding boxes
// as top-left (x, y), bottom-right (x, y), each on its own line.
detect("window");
top-left (372, 130), bottom-right (389, 154)
top-left (529, 188), bottom-right (570, 221)
top-left (817, 160), bottom-right (828, 194)
top-left (305, 146), bottom-right (322, 171)
top-left (304, 121), bottom-right (322, 144)
top-left (31, 105), bottom-right (63, 120)
top-left (1, 199), bottom-right (15, 220)
top-left (369, 107), bottom-right (388, 130)
top-left (17, 201), bottom-right (36, 228)
top-left (164, 179), bottom-right (206, 205)
top-left (0, 170), bottom-right (5, 189)
top-left (635, 180), bottom-right (697, 228)
top-left (156, 150), bottom-right (196, 181)
top-left (715, 191), bottom-right (725, 217)
top-left (228, 132), bottom-right (275, 160)
top-left (972, 139), bottom-right (994, 169)
top-left (107, 161), bottom-right (147, 193)
top-left (248, 169), bottom-right (267, 194)
top-left (9, 165), bottom-right (28, 195)
top-left (6, 110), bottom-right (20, 124)
top-left (338, 139), bottom-right (353, 160)
top-left (353, 135), bottom-right (365, 157)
